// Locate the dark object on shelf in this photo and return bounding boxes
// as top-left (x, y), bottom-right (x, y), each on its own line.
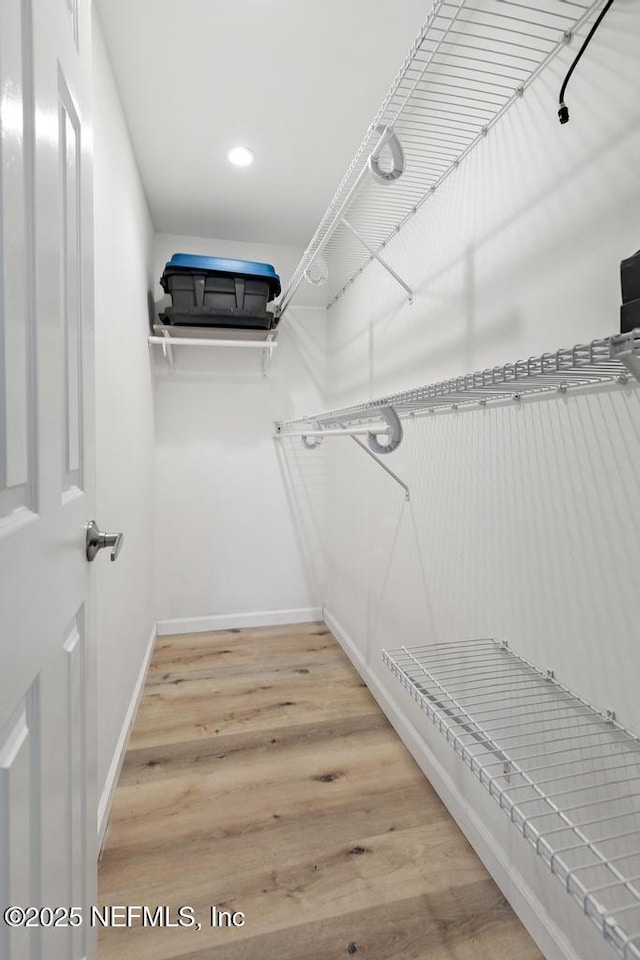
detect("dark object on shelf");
top-left (620, 249), bottom-right (640, 334)
top-left (160, 253), bottom-right (281, 329)
top-left (621, 300), bottom-right (640, 335)
top-left (159, 305), bottom-right (278, 330)
top-left (621, 250), bottom-right (640, 303)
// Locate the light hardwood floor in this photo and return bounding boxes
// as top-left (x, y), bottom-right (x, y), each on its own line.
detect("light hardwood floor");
top-left (98, 622), bottom-right (543, 960)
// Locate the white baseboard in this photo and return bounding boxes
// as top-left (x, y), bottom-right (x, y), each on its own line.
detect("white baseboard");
top-left (97, 622), bottom-right (157, 851)
top-left (156, 607), bottom-right (323, 637)
top-left (323, 607), bottom-right (581, 960)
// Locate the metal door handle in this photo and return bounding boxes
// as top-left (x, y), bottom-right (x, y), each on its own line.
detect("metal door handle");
top-left (85, 521), bottom-right (124, 562)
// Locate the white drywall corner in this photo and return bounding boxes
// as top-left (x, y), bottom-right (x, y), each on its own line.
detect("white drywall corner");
top-left (93, 10), bottom-right (156, 820)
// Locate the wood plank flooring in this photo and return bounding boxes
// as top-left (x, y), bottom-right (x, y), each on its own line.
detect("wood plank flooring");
top-left (98, 622), bottom-right (543, 960)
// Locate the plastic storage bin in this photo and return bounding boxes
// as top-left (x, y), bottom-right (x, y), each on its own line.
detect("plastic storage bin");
top-left (621, 250), bottom-right (640, 303)
top-left (621, 250), bottom-right (640, 334)
top-left (159, 253), bottom-right (281, 330)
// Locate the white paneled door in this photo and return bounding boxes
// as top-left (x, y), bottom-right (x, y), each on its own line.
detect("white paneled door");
top-left (0, 0), bottom-right (97, 958)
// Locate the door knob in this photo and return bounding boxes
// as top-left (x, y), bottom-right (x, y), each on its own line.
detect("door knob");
top-left (85, 521), bottom-right (124, 562)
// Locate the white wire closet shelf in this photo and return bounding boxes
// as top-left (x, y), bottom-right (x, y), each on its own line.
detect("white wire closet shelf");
top-left (275, 330), bottom-right (640, 442)
top-left (384, 639), bottom-right (640, 959)
top-left (278, 0), bottom-right (606, 315)
top-left (149, 324), bottom-right (278, 373)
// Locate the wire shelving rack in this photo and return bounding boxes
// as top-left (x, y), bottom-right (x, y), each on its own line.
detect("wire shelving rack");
top-left (384, 639), bottom-right (640, 959)
top-left (275, 330), bottom-right (640, 443)
top-left (278, 0), bottom-right (606, 316)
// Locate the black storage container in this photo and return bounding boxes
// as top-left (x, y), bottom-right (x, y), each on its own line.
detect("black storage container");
top-left (620, 250), bottom-right (640, 334)
top-left (621, 299), bottom-right (640, 335)
top-left (159, 253), bottom-right (281, 330)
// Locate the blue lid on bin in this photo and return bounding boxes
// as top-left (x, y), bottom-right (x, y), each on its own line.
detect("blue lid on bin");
top-left (164, 253), bottom-right (281, 298)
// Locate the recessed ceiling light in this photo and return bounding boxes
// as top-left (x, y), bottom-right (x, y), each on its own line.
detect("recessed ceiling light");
top-left (227, 146), bottom-right (255, 167)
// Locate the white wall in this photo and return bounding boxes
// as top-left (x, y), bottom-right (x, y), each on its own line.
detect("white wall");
top-left (280, 6), bottom-right (640, 960)
top-left (153, 234), bottom-right (326, 630)
top-left (92, 12), bottom-right (156, 834)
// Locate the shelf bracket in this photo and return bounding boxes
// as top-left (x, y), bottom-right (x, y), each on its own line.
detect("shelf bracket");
top-left (341, 218), bottom-right (413, 304)
top-left (350, 435), bottom-right (410, 500)
top-left (275, 407), bottom-right (409, 497)
top-left (291, 406), bottom-right (403, 454)
top-left (160, 328), bottom-right (174, 371)
top-left (262, 335), bottom-right (276, 377)
top-left (277, 126), bottom-right (407, 318)
top-left (367, 125), bottom-right (405, 184)
top-left (610, 333), bottom-right (640, 383)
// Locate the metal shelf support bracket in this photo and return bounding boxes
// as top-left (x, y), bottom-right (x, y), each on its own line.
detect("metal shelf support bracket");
top-left (368, 125), bottom-right (406, 184)
top-left (160, 328), bottom-right (174, 371)
top-left (611, 335), bottom-right (640, 383)
top-left (350, 435), bottom-right (410, 500)
top-left (288, 405), bottom-right (403, 455)
top-left (275, 406), bottom-right (409, 498)
top-left (277, 125), bottom-right (407, 318)
top-left (341, 217), bottom-right (413, 304)
top-left (262, 334), bottom-right (276, 376)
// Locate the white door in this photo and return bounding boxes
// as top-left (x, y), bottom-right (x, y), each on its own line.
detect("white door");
top-left (0, 0), bottom-right (97, 958)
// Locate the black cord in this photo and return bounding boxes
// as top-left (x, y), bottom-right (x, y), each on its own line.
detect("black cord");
top-left (558, 0), bottom-right (615, 124)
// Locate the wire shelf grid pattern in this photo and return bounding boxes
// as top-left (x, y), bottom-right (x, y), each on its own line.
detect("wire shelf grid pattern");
top-left (280, 0), bottom-right (604, 314)
top-left (275, 330), bottom-right (640, 432)
top-left (384, 639), bottom-right (640, 958)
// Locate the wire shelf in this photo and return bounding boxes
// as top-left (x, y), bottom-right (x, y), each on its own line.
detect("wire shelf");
top-left (279, 0), bottom-right (606, 314)
top-left (275, 329), bottom-right (640, 433)
top-left (384, 639), bottom-right (640, 959)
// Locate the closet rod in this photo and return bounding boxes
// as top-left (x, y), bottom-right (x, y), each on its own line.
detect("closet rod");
top-left (275, 416), bottom-right (410, 495)
top-left (149, 332), bottom-right (277, 373)
top-left (148, 336), bottom-right (278, 349)
top-left (281, 426), bottom-right (390, 439)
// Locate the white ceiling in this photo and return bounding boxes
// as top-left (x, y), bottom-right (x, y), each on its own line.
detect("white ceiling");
top-left (94, 0), bottom-right (429, 247)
